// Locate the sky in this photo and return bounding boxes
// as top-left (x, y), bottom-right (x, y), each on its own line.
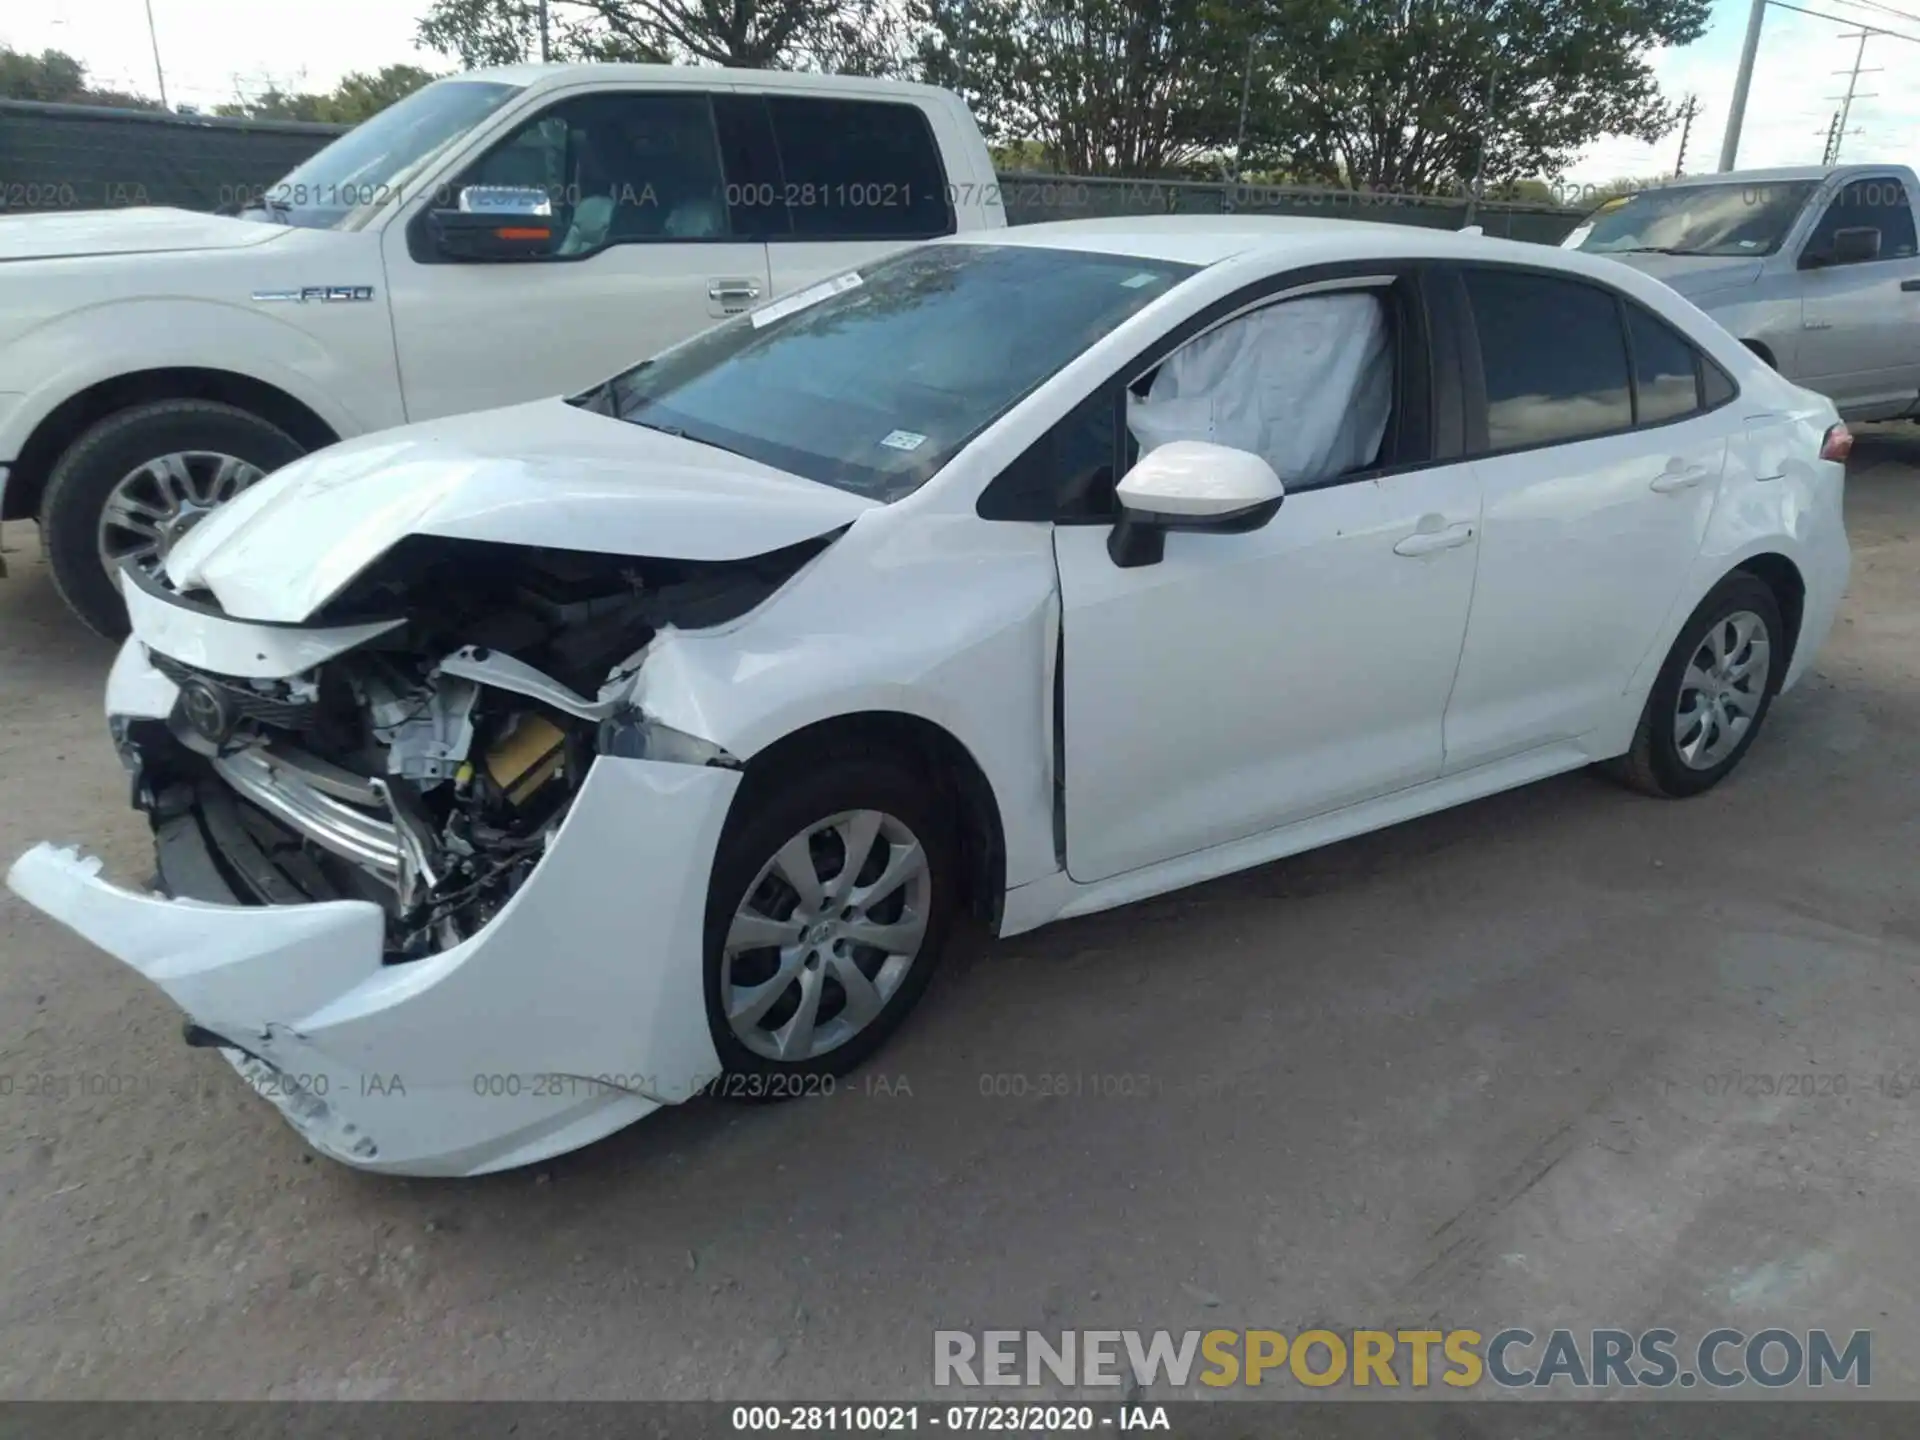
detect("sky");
top-left (3, 0), bottom-right (1918, 187)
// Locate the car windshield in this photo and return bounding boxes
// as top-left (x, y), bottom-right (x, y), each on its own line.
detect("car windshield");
top-left (246, 79), bottom-right (523, 230)
top-left (585, 244), bottom-right (1196, 500)
top-left (1576, 180), bottom-right (1818, 257)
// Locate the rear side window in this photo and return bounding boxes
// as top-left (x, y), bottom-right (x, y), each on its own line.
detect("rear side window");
top-left (1625, 303), bottom-right (1703, 424)
top-left (765, 96), bottom-right (953, 240)
top-left (1463, 269), bottom-right (1632, 451)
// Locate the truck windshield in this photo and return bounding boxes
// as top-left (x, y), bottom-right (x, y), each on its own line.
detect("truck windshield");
top-left (246, 79), bottom-right (523, 230)
top-left (1576, 180), bottom-right (1819, 257)
top-left (583, 243), bottom-right (1196, 501)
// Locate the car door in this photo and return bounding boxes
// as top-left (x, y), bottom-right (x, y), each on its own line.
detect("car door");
top-left (1441, 266), bottom-right (1732, 771)
top-left (713, 92), bottom-right (960, 303)
top-left (1050, 272), bottom-right (1484, 885)
top-left (1795, 173), bottom-right (1920, 417)
top-left (381, 86), bottom-right (771, 422)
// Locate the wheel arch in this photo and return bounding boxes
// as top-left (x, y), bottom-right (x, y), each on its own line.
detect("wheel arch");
top-left (2, 368), bottom-right (340, 522)
top-left (1735, 551), bottom-right (1807, 685)
top-left (1741, 338), bottom-right (1778, 371)
top-left (731, 710), bottom-right (1009, 930)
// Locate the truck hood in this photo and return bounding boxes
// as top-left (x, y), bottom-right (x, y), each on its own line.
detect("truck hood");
top-left (1602, 251), bottom-right (1764, 298)
top-left (164, 397), bottom-right (880, 623)
top-left (0, 206), bottom-right (290, 262)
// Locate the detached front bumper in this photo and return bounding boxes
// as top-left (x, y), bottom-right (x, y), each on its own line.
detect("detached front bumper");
top-left (8, 753), bottom-right (739, 1177)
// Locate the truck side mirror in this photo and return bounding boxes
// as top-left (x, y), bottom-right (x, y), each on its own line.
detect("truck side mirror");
top-left (426, 186), bottom-right (558, 262)
top-left (1804, 225), bottom-right (1882, 269)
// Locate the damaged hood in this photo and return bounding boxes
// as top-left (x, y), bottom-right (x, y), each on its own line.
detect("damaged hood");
top-left (165, 398), bottom-right (880, 622)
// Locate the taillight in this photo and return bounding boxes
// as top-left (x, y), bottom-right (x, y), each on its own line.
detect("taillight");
top-left (1820, 422), bottom-right (1854, 463)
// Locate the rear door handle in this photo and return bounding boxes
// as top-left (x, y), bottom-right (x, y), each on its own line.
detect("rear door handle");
top-left (1393, 522), bottom-right (1475, 557)
top-left (707, 278), bottom-right (762, 305)
top-left (1901, 278), bottom-right (1920, 292)
top-left (1650, 462), bottom-right (1713, 493)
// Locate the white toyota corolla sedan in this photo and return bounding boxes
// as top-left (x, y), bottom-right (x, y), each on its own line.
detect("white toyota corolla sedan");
top-left (9, 217), bottom-right (1852, 1176)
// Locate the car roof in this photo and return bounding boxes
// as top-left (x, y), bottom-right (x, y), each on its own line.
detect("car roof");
top-left (461, 61), bottom-right (961, 104)
top-left (945, 214), bottom-right (1578, 270)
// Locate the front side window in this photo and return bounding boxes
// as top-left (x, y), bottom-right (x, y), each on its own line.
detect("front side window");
top-left (1802, 176), bottom-right (1919, 266)
top-left (585, 244), bottom-right (1195, 499)
top-left (257, 78), bottom-right (522, 230)
top-left (1576, 181), bottom-right (1817, 258)
top-left (1464, 269), bottom-right (1632, 451)
top-left (449, 91), bottom-right (728, 255)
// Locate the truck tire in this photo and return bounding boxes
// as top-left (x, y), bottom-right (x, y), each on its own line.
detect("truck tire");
top-left (40, 400), bottom-right (305, 638)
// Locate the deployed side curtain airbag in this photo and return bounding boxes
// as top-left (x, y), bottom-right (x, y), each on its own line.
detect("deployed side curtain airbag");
top-left (1127, 292), bottom-right (1393, 487)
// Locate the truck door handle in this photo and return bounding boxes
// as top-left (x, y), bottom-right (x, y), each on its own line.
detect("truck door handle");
top-left (1901, 278), bottom-right (1920, 292)
top-left (1650, 462), bottom-right (1713, 493)
top-left (707, 279), bottom-right (762, 303)
top-left (1393, 522), bottom-right (1474, 556)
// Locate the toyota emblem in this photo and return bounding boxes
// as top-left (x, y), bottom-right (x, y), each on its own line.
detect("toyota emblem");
top-left (178, 678), bottom-right (233, 744)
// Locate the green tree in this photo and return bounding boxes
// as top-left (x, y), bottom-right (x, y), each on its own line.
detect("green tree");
top-left (416, 0), bottom-right (897, 69)
top-left (0, 45), bottom-right (162, 109)
top-left (1265, 0), bottom-right (1709, 194)
top-left (912, 0), bottom-right (1285, 176)
top-left (214, 65), bottom-right (441, 123)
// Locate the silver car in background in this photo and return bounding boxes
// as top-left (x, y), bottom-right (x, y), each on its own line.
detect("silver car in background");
top-left (1568, 163), bottom-right (1920, 421)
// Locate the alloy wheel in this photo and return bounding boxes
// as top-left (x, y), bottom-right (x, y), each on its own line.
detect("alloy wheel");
top-left (97, 450), bottom-right (266, 577)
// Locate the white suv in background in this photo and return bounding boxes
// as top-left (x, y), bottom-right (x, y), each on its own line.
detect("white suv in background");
top-left (0, 64), bottom-right (1005, 634)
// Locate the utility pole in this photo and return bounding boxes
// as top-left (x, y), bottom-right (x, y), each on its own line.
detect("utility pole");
top-left (1673, 94), bottom-right (1698, 177)
top-left (1819, 110), bottom-right (1842, 165)
top-left (143, 0), bottom-right (170, 110)
top-left (538, 0), bottom-right (551, 61)
top-left (1230, 32), bottom-right (1257, 187)
top-left (1719, 0), bottom-right (1767, 171)
top-left (1464, 63), bottom-right (1496, 227)
top-left (1827, 30), bottom-right (1878, 164)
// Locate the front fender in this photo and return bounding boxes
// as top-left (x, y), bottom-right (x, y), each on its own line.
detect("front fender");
top-left (631, 513), bottom-right (1062, 893)
top-left (0, 296), bottom-right (401, 465)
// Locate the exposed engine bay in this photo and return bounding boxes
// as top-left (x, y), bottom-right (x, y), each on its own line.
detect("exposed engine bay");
top-left (129, 535), bottom-right (830, 959)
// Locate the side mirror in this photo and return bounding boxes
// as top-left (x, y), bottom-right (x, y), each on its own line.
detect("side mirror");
top-left (426, 185), bottom-right (557, 261)
top-left (1108, 440), bottom-right (1285, 569)
top-left (1804, 225), bottom-right (1882, 269)
top-left (1831, 226), bottom-right (1881, 265)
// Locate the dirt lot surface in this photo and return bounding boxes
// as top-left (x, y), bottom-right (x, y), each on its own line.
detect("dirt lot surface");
top-left (1, 433), bottom-right (1917, 1401)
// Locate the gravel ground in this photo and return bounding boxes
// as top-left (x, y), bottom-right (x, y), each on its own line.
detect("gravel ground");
top-left (1, 430), bottom-right (1917, 1401)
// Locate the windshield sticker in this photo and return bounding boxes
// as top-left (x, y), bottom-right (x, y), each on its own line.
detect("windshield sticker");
top-left (1120, 272), bottom-right (1163, 289)
top-left (880, 429), bottom-right (928, 452)
top-left (751, 271), bottom-right (865, 329)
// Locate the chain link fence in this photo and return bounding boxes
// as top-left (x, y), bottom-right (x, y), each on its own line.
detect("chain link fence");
top-left (1, 99), bottom-right (1584, 244)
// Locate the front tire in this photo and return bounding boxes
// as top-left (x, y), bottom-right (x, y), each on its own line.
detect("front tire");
top-left (702, 753), bottom-right (957, 1091)
top-left (40, 400), bottom-right (304, 638)
top-left (1611, 572), bottom-right (1784, 798)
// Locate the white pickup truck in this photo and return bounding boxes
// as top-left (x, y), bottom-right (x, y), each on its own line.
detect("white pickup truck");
top-left (1568, 163), bottom-right (1920, 423)
top-left (0, 64), bottom-right (1005, 634)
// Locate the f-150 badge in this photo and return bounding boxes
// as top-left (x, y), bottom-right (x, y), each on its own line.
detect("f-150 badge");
top-left (251, 285), bottom-right (376, 303)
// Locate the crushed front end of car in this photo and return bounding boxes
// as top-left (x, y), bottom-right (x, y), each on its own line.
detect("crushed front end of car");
top-left (7, 531), bottom-right (836, 1176)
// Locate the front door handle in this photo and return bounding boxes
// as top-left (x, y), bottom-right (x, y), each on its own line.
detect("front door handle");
top-left (1901, 278), bottom-right (1920, 292)
top-left (1393, 522), bottom-right (1475, 557)
top-left (1650, 462), bottom-right (1713, 493)
top-left (708, 279), bottom-right (762, 301)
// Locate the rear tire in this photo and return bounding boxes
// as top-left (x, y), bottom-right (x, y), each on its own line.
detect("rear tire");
top-left (701, 751), bottom-right (957, 1095)
top-left (40, 400), bottom-right (304, 638)
top-left (1610, 572), bottom-right (1784, 798)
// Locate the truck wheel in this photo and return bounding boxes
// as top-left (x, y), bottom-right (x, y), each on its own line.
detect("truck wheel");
top-left (40, 400), bottom-right (304, 638)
